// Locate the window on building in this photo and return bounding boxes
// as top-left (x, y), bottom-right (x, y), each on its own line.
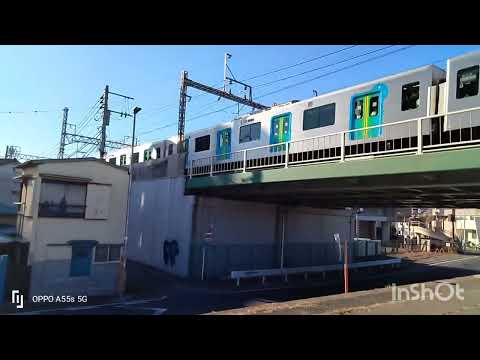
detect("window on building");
top-left (70, 244), bottom-right (93, 277)
top-left (39, 180), bottom-right (87, 218)
top-left (144, 149), bottom-right (152, 161)
top-left (457, 65), bottom-right (479, 99)
top-left (156, 147), bottom-right (162, 159)
top-left (94, 245), bottom-right (108, 262)
top-left (195, 135), bottom-right (210, 152)
top-left (108, 157), bottom-right (116, 165)
top-left (108, 245), bottom-right (122, 262)
top-left (168, 143), bottom-right (174, 155)
top-left (94, 244), bottom-right (122, 263)
top-left (303, 103), bottom-right (336, 131)
top-left (239, 122), bottom-right (261, 143)
top-left (401, 82), bottom-right (420, 111)
top-left (120, 155), bottom-right (127, 166)
top-left (131, 152), bottom-right (139, 164)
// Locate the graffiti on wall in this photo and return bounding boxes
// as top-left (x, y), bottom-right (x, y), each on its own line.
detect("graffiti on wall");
top-left (163, 240), bottom-right (179, 266)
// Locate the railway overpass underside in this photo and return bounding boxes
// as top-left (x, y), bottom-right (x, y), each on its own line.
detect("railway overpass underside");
top-left (185, 147), bottom-right (480, 209)
top-left (126, 147), bottom-right (480, 281)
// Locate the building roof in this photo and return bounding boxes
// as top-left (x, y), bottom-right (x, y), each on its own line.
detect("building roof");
top-left (16, 157), bottom-right (128, 172)
top-left (0, 159), bottom-right (19, 166)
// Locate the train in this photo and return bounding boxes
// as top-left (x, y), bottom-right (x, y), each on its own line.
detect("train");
top-left (106, 50), bottom-right (480, 174)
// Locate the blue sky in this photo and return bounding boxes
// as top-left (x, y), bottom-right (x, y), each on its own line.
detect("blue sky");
top-left (1, 45), bottom-right (479, 158)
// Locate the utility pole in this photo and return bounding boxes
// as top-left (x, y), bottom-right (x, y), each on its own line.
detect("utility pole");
top-left (177, 64), bottom-right (269, 153)
top-left (58, 107), bottom-right (69, 159)
top-left (99, 85), bottom-right (110, 159)
top-left (4, 145), bottom-right (45, 161)
top-left (60, 85), bottom-right (134, 160)
top-left (178, 71), bottom-right (189, 153)
top-left (223, 53), bottom-right (232, 94)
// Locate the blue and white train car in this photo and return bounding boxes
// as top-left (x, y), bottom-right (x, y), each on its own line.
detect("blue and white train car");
top-left (188, 63), bottom-right (448, 174)
top-left (106, 136), bottom-right (179, 166)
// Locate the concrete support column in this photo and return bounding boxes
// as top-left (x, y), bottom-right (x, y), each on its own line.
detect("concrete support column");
top-left (381, 221), bottom-right (391, 246)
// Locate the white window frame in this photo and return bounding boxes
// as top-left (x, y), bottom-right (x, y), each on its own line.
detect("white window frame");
top-left (93, 244), bottom-right (123, 264)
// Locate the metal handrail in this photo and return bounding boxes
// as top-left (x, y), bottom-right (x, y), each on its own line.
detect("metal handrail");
top-left (189, 105), bottom-right (480, 177)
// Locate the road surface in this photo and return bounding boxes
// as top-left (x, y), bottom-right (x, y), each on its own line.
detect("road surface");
top-left (5, 253), bottom-right (480, 315)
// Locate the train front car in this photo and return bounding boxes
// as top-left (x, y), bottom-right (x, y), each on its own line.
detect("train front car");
top-left (444, 51), bottom-right (480, 145)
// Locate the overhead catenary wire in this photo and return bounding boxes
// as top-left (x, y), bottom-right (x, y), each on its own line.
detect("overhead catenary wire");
top-left (137, 45), bottom-right (416, 139)
top-left (138, 46), bottom-right (398, 135)
top-left (141, 45), bottom-right (360, 117)
top-left (252, 45), bottom-right (395, 89)
top-left (242, 45), bottom-right (358, 82)
top-left (254, 45), bottom-right (415, 100)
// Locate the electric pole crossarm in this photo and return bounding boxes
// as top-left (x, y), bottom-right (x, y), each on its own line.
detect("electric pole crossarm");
top-left (185, 78), bottom-right (270, 110)
top-left (108, 91), bottom-right (134, 100)
top-left (64, 133), bottom-right (131, 148)
top-left (109, 109), bottom-right (133, 118)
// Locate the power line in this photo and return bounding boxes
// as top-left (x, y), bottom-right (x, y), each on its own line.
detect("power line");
top-left (137, 45), bottom-right (416, 140)
top-left (140, 46), bottom-right (360, 117)
top-left (254, 45), bottom-right (415, 100)
top-left (0, 110), bottom-right (52, 115)
top-left (253, 45), bottom-right (395, 89)
top-left (243, 45), bottom-right (358, 82)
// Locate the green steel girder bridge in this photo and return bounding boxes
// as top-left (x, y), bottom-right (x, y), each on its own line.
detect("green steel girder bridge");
top-left (185, 107), bottom-right (480, 209)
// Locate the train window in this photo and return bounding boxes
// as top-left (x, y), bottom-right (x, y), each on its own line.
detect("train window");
top-left (132, 152), bottom-right (139, 164)
top-left (354, 99), bottom-right (363, 119)
top-left (144, 149), bottom-right (152, 161)
top-left (303, 103), bottom-right (336, 130)
top-left (239, 122), bottom-right (261, 143)
top-left (195, 135), bottom-right (210, 152)
top-left (168, 143), bottom-right (174, 155)
top-left (120, 155), bottom-right (126, 166)
top-left (155, 147), bottom-right (162, 159)
top-left (108, 157), bottom-right (116, 165)
top-left (401, 81), bottom-right (420, 111)
top-left (369, 96), bottom-right (379, 116)
top-left (457, 65), bottom-right (479, 99)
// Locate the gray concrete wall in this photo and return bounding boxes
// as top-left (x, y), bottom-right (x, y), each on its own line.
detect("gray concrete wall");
top-left (127, 175), bottom-right (195, 278)
top-left (283, 207), bottom-right (354, 268)
top-left (190, 197), bottom-right (278, 279)
top-left (190, 202), bottom-right (358, 279)
top-left (29, 260), bottom-right (119, 297)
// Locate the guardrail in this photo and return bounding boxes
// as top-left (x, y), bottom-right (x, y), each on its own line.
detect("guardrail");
top-left (230, 258), bottom-right (402, 286)
top-left (189, 106), bottom-right (480, 178)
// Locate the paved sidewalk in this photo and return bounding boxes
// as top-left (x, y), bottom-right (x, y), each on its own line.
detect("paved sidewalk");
top-left (209, 274), bottom-right (480, 315)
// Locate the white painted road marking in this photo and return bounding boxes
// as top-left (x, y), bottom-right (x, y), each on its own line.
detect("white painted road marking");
top-left (425, 257), bottom-right (479, 266)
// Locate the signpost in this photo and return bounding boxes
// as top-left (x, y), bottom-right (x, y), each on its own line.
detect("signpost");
top-left (201, 224), bottom-right (214, 281)
top-left (334, 232), bottom-right (349, 295)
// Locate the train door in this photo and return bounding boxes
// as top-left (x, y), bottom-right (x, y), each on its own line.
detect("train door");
top-left (350, 91), bottom-right (383, 140)
top-left (270, 112), bottom-right (292, 152)
top-left (216, 128), bottom-right (231, 160)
